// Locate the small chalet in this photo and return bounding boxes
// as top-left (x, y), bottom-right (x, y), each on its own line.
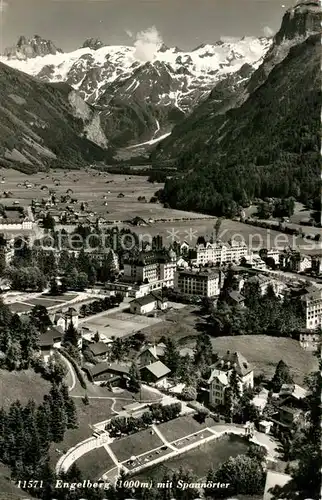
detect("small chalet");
top-left (83, 362), bottom-right (130, 386)
top-left (226, 290), bottom-right (245, 307)
top-left (140, 360), bottom-right (170, 388)
top-left (138, 344), bottom-right (165, 367)
top-left (88, 341), bottom-right (110, 360)
top-left (130, 292), bottom-right (167, 315)
top-left (38, 325), bottom-right (64, 362)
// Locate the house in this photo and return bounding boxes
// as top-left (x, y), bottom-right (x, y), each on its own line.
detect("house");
top-left (258, 420), bottom-right (273, 434)
top-left (83, 362), bottom-right (130, 385)
top-left (208, 351), bottom-right (254, 406)
top-left (130, 292), bottom-right (167, 315)
top-left (252, 388), bottom-right (269, 414)
top-left (138, 345), bottom-right (165, 367)
top-left (88, 341), bottom-right (110, 360)
top-left (279, 383), bottom-right (307, 401)
top-left (129, 216), bottom-right (148, 226)
top-left (226, 290), bottom-right (245, 307)
top-left (38, 326), bottom-right (64, 362)
top-left (140, 360), bottom-right (171, 388)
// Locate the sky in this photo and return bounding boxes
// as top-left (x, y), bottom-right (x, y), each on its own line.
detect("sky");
top-left (0, 0), bottom-right (295, 54)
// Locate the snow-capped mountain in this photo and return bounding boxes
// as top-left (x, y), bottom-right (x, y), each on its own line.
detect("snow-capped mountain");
top-left (1, 35), bottom-right (271, 147)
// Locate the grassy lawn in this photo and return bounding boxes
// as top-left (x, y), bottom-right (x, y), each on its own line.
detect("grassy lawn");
top-left (142, 305), bottom-right (205, 344)
top-left (41, 293), bottom-right (78, 301)
top-left (27, 298), bottom-right (65, 307)
top-left (50, 397), bottom-right (114, 466)
top-left (75, 446), bottom-right (115, 480)
top-left (201, 335), bottom-right (318, 384)
top-left (132, 434), bottom-right (249, 482)
top-left (8, 302), bottom-right (32, 313)
top-left (0, 369), bottom-right (51, 408)
top-left (110, 429), bottom-right (163, 462)
top-left (157, 415), bottom-right (215, 443)
top-left (0, 464), bottom-right (36, 500)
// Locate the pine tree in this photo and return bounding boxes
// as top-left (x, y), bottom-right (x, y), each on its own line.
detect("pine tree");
top-left (61, 383), bottom-right (78, 429)
top-left (129, 362), bottom-right (141, 393)
top-left (63, 321), bottom-right (79, 348)
top-left (36, 403), bottom-right (52, 452)
top-left (49, 384), bottom-right (68, 442)
top-left (271, 359), bottom-right (294, 392)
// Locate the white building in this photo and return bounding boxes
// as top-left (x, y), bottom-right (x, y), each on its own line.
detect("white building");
top-left (123, 250), bottom-right (176, 288)
top-left (129, 292), bottom-right (167, 315)
top-left (301, 288), bottom-right (322, 330)
top-left (195, 239), bottom-right (248, 266)
top-left (208, 351), bottom-right (254, 406)
top-left (174, 269), bottom-right (220, 297)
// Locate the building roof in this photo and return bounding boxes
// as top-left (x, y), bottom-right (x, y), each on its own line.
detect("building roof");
top-left (131, 292), bottom-right (165, 307)
top-left (280, 384), bottom-right (307, 400)
top-left (84, 362), bottom-right (130, 379)
top-left (213, 350), bottom-right (253, 377)
top-left (38, 326), bottom-right (63, 347)
top-left (141, 360), bottom-right (170, 379)
top-left (89, 341), bottom-right (110, 356)
top-left (178, 269), bottom-right (219, 279)
top-left (227, 290), bottom-right (245, 303)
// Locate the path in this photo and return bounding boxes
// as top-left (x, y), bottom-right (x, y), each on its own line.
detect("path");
top-left (151, 424), bottom-right (177, 452)
top-left (59, 351), bottom-right (76, 392)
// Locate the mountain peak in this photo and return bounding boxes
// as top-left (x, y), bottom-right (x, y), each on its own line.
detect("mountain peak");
top-left (81, 38), bottom-right (106, 50)
top-left (275, 0), bottom-right (320, 44)
top-left (4, 35), bottom-right (63, 60)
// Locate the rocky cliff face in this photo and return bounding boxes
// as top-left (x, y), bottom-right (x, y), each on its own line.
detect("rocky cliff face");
top-left (4, 35), bottom-right (63, 60)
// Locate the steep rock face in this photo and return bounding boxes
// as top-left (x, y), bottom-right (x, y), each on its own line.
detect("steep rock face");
top-left (81, 38), bottom-right (106, 50)
top-left (4, 35), bottom-right (62, 60)
top-left (157, 2), bottom-right (320, 215)
top-left (1, 37), bottom-right (271, 147)
top-left (0, 63), bottom-right (110, 172)
top-left (275, 0), bottom-right (320, 43)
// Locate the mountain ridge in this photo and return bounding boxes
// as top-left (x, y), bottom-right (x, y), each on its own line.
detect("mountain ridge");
top-left (156, 1), bottom-right (320, 216)
top-left (1, 36), bottom-right (271, 147)
top-left (0, 62), bottom-right (111, 172)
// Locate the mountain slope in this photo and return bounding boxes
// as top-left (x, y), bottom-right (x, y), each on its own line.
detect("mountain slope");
top-left (1, 37), bottom-right (271, 147)
top-left (156, 1), bottom-right (321, 215)
top-left (0, 62), bottom-right (111, 172)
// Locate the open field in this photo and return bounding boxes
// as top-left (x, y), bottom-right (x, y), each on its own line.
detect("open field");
top-left (157, 415), bottom-right (216, 443)
top-left (141, 304), bottom-right (206, 344)
top-left (0, 167), bottom-right (213, 224)
top-left (183, 335), bottom-right (318, 385)
top-left (110, 429), bottom-right (163, 462)
top-left (0, 369), bottom-right (51, 408)
top-left (132, 434), bottom-right (250, 482)
top-left (1, 168), bottom-right (320, 253)
top-left (7, 291), bottom-right (83, 315)
top-left (75, 446), bottom-right (115, 480)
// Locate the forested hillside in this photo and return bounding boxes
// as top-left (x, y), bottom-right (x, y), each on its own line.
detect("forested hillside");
top-left (155, 2), bottom-right (320, 216)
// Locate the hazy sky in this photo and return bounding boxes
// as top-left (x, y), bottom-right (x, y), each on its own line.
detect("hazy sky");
top-left (0, 0), bottom-right (295, 53)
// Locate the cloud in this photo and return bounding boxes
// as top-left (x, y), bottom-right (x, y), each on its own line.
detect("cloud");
top-left (220, 36), bottom-right (241, 43)
top-left (262, 26), bottom-right (275, 37)
top-left (125, 29), bottom-right (133, 39)
top-left (133, 26), bottom-right (162, 62)
top-left (0, 0), bottom-right (8, 13)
